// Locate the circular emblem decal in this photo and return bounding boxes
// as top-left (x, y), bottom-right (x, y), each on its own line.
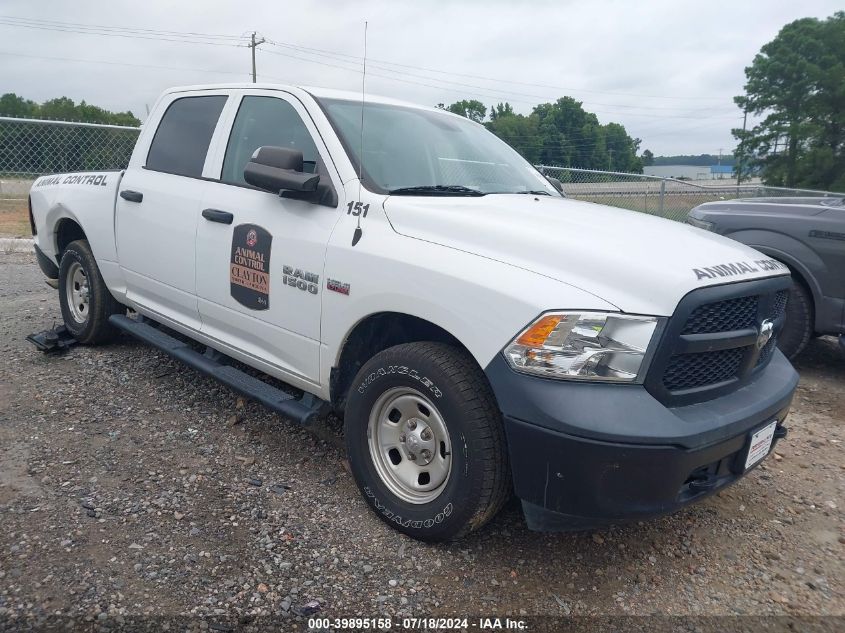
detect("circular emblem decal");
top-left (246, 229), bottom-right (258, 247)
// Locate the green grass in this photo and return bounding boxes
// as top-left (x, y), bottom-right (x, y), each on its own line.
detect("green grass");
top-left (0, 198), bottom-right (31, 237)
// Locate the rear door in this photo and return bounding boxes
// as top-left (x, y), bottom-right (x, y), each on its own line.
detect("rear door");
top-left (195, 90), bottom-right (343, 384)
top-left (115, 92), bottom-right (228, 330)
top-left (812, 205), bottom-right (845, 326)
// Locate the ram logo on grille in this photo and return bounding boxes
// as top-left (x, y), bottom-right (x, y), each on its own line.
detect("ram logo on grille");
top-left (756, 319), bottom-right (774, 350)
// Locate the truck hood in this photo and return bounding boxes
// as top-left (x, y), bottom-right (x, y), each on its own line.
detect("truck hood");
top-left (383, 195), bottom-right (789, 316)
top-left (693, 198), bottom-right (836, 218)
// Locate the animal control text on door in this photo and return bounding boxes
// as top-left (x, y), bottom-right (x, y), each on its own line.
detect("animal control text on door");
top-left (230, 223), bottom-right (272, 310)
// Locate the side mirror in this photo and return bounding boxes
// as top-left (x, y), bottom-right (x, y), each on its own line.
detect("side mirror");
top-left (243, 146), bottom-right (320, 194)
top-left (546, 176), bottom-right (565, 195)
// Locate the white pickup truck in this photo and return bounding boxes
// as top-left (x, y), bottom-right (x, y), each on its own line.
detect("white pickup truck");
top-left (28, 84), bottom-right (798, 541)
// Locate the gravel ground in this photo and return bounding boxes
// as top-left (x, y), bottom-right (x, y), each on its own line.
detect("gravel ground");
top-left (0, 252), bottom-right (843, 627)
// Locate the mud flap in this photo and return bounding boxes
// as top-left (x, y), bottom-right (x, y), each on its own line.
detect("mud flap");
top-left (26, 324), bottom-right (78, 353)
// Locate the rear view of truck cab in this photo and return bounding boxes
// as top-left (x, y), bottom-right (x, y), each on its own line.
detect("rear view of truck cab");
top-left (28, 84), bottom-right (798, 541)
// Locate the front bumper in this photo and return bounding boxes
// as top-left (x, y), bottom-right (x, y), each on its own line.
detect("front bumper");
top-left (485, 350), bottom-right (798, 530)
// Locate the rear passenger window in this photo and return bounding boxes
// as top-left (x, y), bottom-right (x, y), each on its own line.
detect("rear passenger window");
top-left (222, 96), bottom-right (320, 186)
top-left (146, 95), bottom-right (227, 178)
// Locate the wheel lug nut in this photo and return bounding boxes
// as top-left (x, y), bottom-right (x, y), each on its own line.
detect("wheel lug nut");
top-left (399, 434), bottom-right (406, 442)
top-left (408, 453), bottom-right (416, 461)
top-left (420, 429), bottom-right (432, 441)
top-left (407, 420), bottom-right (417, 430)
top-left (421, 449), bottom-right (432, 460)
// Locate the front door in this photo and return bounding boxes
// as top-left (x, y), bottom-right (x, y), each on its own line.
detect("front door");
top-left (116, 93), bottom-right (228, 330)
top-left (195, 92), bottom-right (343, 385)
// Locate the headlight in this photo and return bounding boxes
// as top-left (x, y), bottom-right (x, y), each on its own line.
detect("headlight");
top-left (686, 216), bottom-right (714, 231)
top-left (504, 312), bottom-right (660, 382)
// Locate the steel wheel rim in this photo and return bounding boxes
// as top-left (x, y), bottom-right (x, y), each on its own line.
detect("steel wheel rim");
top-left (367, 386), bottom-right (452, 504)
top-left (65, 261), bottom-right (90, 324)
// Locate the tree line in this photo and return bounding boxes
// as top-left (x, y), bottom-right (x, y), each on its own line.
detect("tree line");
top-left (438, 97), bottom-right (645, 173)
top-left (735, 11), bottom-right (844, 191)
top-left (0, 93), bottom-right (140, 127)
top-left (0, 94), bottom-right (140, 177)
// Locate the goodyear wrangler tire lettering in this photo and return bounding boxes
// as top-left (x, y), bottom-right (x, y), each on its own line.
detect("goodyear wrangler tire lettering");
top-left (230, 224), bottom-right (272, 310)
top-left (363, 486), bottom-right (453, 529)
top-left (357, 364), bottom-right (442, 398)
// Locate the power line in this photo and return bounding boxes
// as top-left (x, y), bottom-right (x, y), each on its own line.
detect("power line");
top-left (0, 17), bottom-right (246, 47)
top-left (0, 49), bottom-right (250, 78)
top-left (263, 39), bottom-right (734, 116)
top-left (0, 13), bottom-right (742, 145)
top-left (1, 14), bottom-right (732, 108)
top-left (260, 48), bottom-right (736, 121)
top-left (262, 38), bottom-right (727, 102)
top-left (0, 15), bottom-right (245, 40)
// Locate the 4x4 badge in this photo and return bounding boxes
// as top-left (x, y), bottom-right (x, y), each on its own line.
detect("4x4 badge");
top-left (756, 319), bottom-right (774, 350)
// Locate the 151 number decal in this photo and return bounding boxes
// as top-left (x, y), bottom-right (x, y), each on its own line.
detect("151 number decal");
top-left (346, 201), bottom-right (370, 217)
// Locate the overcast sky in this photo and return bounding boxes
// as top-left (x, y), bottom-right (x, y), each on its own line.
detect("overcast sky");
top-left (1, 0), bottom-right (841, 156)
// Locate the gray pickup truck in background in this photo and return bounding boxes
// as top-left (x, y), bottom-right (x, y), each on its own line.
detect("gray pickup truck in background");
top-left (688, 197), bottom-right (845, 359)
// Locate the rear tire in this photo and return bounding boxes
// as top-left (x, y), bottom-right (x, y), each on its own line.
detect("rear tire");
top-left (58, 239), bottom-right (123, 345)
top-left (778, 279), bottom-right (813, 360)
top-left (344, 342), bottom-right (510, 541)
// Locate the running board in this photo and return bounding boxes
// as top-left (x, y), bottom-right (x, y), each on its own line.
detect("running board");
top-left (109, 314), bottom-right (326, 426)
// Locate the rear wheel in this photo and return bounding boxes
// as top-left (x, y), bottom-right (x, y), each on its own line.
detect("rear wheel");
top-left (344, 342), bottom-right (510, 541)
top-left (58, 239), bottom-right (123, 344)
top-left (778, 279), bottom-right (813, 360)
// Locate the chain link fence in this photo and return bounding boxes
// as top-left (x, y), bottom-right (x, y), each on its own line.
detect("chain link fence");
top-left (0, 116), bottom-right (141, 230)
top-left (2, 116), bottom-right (843, 234)
top-left (537, 165), bottom-right (843, 222)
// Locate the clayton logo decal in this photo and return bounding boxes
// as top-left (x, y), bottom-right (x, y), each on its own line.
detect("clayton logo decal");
top-left (246, 229), bottom-right (258, 247)
top-left (230, 224), bottom-right (272, 310)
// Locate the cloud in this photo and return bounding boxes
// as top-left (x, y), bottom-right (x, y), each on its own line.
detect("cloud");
top-left (1, 0), bottom-right (840, 155)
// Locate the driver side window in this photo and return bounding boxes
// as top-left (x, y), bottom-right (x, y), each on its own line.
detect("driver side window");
top-left (221, 96), bottom-right (319, 186)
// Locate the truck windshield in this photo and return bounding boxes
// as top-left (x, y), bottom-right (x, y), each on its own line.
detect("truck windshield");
top-left (316, 97), bottom-right (559, 197)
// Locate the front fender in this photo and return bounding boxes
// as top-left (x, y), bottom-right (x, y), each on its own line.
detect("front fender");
top-left (724, 229), bottom-right (822, 300)
top-left (320, 221), bottom-right (616, 389)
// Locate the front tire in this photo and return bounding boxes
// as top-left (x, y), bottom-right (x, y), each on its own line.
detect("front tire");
top-left (58, 239), bottom-right (123, 344)
top-left (344, 342), bottom-right (510, 541)
top-left (778, 279), bottom-right (813, 360)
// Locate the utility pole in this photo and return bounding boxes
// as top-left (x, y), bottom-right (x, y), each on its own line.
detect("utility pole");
top-left (608, 148), bottom-right (613, 170)
top-left (718, 148), bottom-right (722, 165)
top-left (736, 109), bottom-right (748, 188)
top-left (248, 32), bottom-right (265, 83)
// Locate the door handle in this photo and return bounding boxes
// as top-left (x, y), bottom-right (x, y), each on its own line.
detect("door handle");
top-left (119, 190), bottom-right (143, 203)
top-left (202, 208), bottom-right (234, 225)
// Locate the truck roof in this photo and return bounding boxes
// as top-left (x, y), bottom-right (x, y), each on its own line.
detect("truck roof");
top-left (163, 83), bottom-right (444, 113)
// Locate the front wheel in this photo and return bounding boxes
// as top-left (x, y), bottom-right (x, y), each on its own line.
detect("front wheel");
top-left (344, 342), bottom-right (510, 541)
top-left (58, 239), bottom-right (123, 344)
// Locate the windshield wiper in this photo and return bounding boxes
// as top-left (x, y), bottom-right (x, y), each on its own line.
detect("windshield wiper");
top-left (387, 185), bottom-right (485, 196)
top-left (498, 190), bottom-right (553, 196)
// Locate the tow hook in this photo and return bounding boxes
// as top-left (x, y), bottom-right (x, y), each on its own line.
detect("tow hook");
top-left (688, 475), bottom-right (718, 493)
top-left (774, 425), bottom-right (788, 440)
